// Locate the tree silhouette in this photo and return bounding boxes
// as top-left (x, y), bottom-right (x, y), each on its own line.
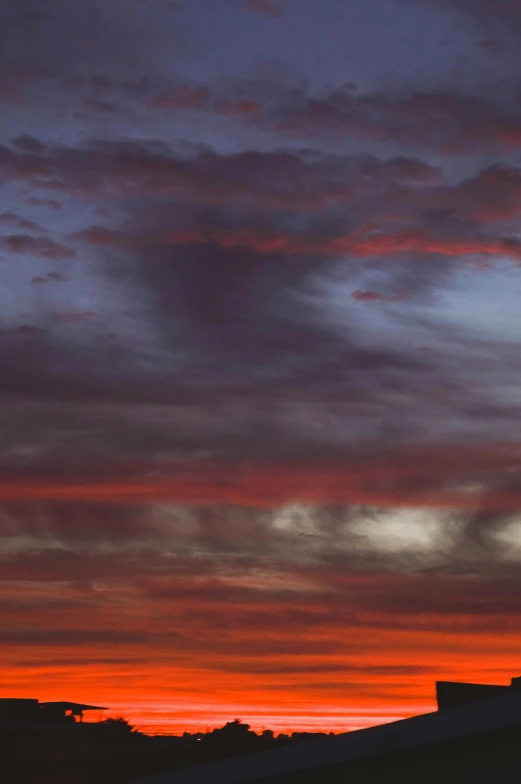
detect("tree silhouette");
top-left (217, 720), bottom-right (251, 735)
top-left (101, 717), bottom-right (136, 734)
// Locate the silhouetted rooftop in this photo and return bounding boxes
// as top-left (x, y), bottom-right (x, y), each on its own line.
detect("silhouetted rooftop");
top-left (41, 701), bottom-right (107, 712)
top-left (131, 679), bottom-right (521, 784)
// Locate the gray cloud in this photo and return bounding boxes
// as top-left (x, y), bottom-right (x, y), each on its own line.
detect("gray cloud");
top-left (3, 0), bottom-right (521, 733)
top-left (0, 137), bottom-right (520, 490)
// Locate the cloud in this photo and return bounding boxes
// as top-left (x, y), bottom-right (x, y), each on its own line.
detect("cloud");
top-left (0, 502), bottom-right (166, 549)
top-left (151, 84), bottom-right (212, 111)
top-left (143, 76), bottom-right (521, 155)
top-left (0, 137), bottom-right (503, 229)
top-left (89, 75), bottom-right (112, 90)
top-left (0, 137), bottom-right (520, 531)
top-left (69, 225), bottom-right (137, 248)
top-left (0, 139), bottom-right (519, 517)
top-left (3, 515), bottom-right (521, 671)
top-left (71, 221), bottom-right (521, 263)
top-left (0, 212), bottom-right (44, 232)
top-left (245, 0), bottom-right (283, 17)
top-left (6, 325), bottom-right (50, 337)
top-left (121, 77), bottom-right (150, 94)
top-left (26, 197), bottom-right (62, 209)
top-left (53, 311), bottom-right (97, 323)
top-left (4, 133), bottom-right (520, 258)
top-left (447, 164), bottom-right (521, 223)
top-left (84, 97), bottom-right (117, 113)
top-left (0, 491), bottom-right (507, 587)
top-left (347, 231), bottom-right (521, 261)
top-left (409, 0), bottom-right (521, 26)
top-left (477, 39), bottom-right (503, 55)
top-left (3, 0), bottom-right (521, 737)
top-left (3, 59), bottom-right (506, 159)
top-left (0, 0), bottom-right (184, 97)
top-left (1, 628), bottom-right (152, 647)
top-left (351, 290), bottom-right (411, 302)
top-left (31, 271), bottom-right (68, 284)
top-left (0, 234), bottom-right (74, 258)
top-left (12, 134), bottom-right (46, 154)
top-left (1, 442), bottom-right (521, 512)
top-left (217, 99), bottom-right (263, 116)
top-left (109, 75), bottom-right (521, 155)
top-left (275, 86), bottom-right (521, 153)
top-left (94, 332), bottom-right (118, 342)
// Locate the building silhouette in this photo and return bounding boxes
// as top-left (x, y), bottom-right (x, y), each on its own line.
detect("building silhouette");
top-left (132, 676), bottom-right (521, 784)
top-left (0, 696), bottom-right (108, 776)
top-left (4, 679), bottom-right (521, 782)
top-left (0, 698), bottom-right (106, 724)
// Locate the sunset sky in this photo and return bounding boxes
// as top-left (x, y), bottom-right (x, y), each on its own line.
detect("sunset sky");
top-left (3, 0), bottom-right (521, 735)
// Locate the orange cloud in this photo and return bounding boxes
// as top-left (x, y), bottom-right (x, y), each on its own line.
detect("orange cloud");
top-left (160, 227), bottom-right (521, 263)
top-left (345, 231), bottom-right (521, 260)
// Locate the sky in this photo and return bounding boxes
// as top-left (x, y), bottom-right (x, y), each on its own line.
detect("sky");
top-left (3, 0), bottom-right (521, 735)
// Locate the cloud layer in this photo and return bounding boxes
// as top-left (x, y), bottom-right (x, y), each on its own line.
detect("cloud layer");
top-left (2, 0), bottom-right (521, 734)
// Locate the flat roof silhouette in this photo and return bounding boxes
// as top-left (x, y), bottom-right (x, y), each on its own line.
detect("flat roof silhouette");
top-left (40, 701), bottom-right (107, 712)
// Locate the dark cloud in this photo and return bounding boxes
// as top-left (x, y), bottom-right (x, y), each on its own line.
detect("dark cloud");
top-left (3, 137), bottom-right (521, 264)
top-left (1, 628), bottom-right (155, 647)
top-left (135, 76), bottom-right (521, 154)
top-left (9, 656), bottom-right (152, 668)
top-left (3, 527), bottom-right (521, 655)
top-left (409, 0), bottom-right (521, 27)
top-left (0, 234), bottom-right (74, 258)
top-left (0, 504), bottom-right (167, 550)
top-left (0, 137), bottom-right (520, 514)
top-left (12, 134), bottom-right (46, 153)
top-left (5, 136), bottom-right (521, 239)
top-left (351, 289), bottom-right (411, 302)
top-left (6, 325), bottom-right (50, 337)
top-left (274, 86), bottom-right (521, 153)
top-left (2, 64), bottom-right (510, 159)
top-left (0, 0), bottom-right (180, 92)
top-left (0, 212), bottom-right (44, 232)
top-left (31, 271), bottom-right (68, 284)
top-left (65, 144), bottom-right (519, 460)
top-left (3, 0), bottom-right (521, 736)
top-left (1, 485), bottom-right (521, 579)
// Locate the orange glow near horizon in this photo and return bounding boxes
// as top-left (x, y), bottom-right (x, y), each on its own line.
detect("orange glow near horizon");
top-left (3, 460), bottom-right (521, 737)
top-left (4, 600), bottom-right (521, 735)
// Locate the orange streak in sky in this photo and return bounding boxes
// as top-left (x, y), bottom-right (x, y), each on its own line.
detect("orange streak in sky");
top-left (4, 628), bottom-right (521, 734)
top-left (3, 570), bottom-right (521, 734)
